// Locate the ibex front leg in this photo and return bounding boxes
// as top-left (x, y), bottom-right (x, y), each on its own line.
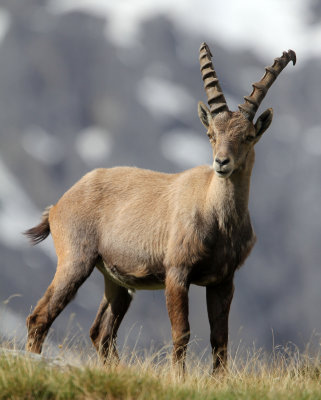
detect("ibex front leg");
top-left (165, 268), bottom-right (190, 375)
top-left (206, 278), bottom-right (234, 374)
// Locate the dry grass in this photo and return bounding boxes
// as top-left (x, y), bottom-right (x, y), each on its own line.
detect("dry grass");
top-left (0, 337), bottom-right (320, 399)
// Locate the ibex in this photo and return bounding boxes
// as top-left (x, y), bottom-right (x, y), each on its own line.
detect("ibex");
top-left (25, 43), bottom-right (296, 373)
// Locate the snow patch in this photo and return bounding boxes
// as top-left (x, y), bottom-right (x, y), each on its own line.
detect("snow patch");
top-left (0, 7), bottom-right (11, 44)
top-left (0, 157), bottom-right (55, 259)
top-left (161, 129), bottom-right (211, 168)
top-left (75, 126), bottom-right (113, 167)
top-left (22, 126), bottom-right (64, 165)
top-left (137, 77), bottom-right (194, 119)
top-left (0, 157), bottom-right (39, 248)
top-left (47, 0), bottom-right (320, 59)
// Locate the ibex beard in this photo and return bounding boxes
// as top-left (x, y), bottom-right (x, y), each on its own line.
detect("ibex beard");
top-left (24, 43), bottom-right (296, 374)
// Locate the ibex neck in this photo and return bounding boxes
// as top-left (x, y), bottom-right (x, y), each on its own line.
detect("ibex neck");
top-left (207, 167), bottom-right (252, 226)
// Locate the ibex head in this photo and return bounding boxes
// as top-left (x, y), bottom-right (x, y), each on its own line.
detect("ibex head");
top-left (198, 42), bottom-right (296, 179)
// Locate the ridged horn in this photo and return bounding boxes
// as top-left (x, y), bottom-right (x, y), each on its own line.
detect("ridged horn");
top-left (199, 42), bottom-right (229, 116)
top-left (238, 50), bottom-right (296, 121)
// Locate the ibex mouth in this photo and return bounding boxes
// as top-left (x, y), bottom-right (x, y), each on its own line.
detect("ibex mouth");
top-left (215, 169), bottom-right (232, 178)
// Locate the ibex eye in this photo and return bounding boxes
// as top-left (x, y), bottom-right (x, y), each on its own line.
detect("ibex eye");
top-left (245, 136), bottom-right (254, 142)
top-left (207, 132), bottom-right (216, 142)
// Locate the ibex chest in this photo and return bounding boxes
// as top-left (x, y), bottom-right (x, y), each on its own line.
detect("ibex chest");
top-left (191, 221), bottom-right (256, 286)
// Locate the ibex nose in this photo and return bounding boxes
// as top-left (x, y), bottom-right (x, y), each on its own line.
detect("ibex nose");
top-left (215, 157), bottom-right (230, 167)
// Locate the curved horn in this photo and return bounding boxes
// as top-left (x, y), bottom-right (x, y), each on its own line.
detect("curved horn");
top-left (239, 50), bottom-right (296, 121)
top-left (199, 42), bottom-right (229, 116)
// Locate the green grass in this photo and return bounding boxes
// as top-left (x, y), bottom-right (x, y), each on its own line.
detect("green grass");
top-left (0, 342), bottom-right (320, 400)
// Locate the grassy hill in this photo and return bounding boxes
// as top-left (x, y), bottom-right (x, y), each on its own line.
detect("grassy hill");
top-left (0, 342), bottom-right (320, 399)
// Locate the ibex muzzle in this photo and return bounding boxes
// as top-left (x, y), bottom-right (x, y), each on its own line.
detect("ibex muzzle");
top-left (25, 43), bottom-right (296, 375)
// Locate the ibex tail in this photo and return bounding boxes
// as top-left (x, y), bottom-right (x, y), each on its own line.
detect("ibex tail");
top-left (24, 205), bottom-right (52, 245)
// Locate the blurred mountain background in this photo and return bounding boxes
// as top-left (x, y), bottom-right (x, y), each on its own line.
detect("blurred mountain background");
top-left (0, 0), bottom-right (320, 358)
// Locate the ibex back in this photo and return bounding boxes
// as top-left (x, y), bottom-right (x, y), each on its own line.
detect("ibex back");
top-left (25, 43), bottom-right (296, 374)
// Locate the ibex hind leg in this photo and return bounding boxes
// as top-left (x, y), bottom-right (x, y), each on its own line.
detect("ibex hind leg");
top-left (26, 255), bottom-right (96, 354)
top-left (90, 274), bottom-right (133, 364)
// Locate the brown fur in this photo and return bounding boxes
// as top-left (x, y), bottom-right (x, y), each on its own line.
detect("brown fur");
top-left (24, 133), bottom-right (257, 371)
top-left (24, 47), bottom-right (291, 373)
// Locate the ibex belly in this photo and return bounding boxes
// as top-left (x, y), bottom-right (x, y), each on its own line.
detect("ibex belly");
top-left (97, 221), bottom-right (167, 289)
top-left (96, 260), bottom-right (165, 290)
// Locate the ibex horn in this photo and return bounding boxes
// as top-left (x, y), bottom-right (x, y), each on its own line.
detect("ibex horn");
top-left (238, 50), bottom-right (296, 121)
top-left (199, 42), bottom-right (229, 116)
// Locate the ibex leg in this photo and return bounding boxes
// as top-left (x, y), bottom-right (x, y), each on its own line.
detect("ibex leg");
top-left (206, 278), bottom-right (234, 373)
top-left (90, 276), bottom-right (132, 363)
top-left (26, 257), bottom-right (96, 354)
top-left (165, 268), bottom-right (190, 375)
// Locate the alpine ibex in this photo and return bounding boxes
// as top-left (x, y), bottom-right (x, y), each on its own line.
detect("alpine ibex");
top-left (25, 43), bottom-right (296, 373)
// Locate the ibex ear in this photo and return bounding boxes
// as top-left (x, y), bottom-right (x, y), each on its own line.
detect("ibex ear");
top-left (198, 101), bottom-right (212, 129)
top-left (254, 108), bottom-right (273, 139)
